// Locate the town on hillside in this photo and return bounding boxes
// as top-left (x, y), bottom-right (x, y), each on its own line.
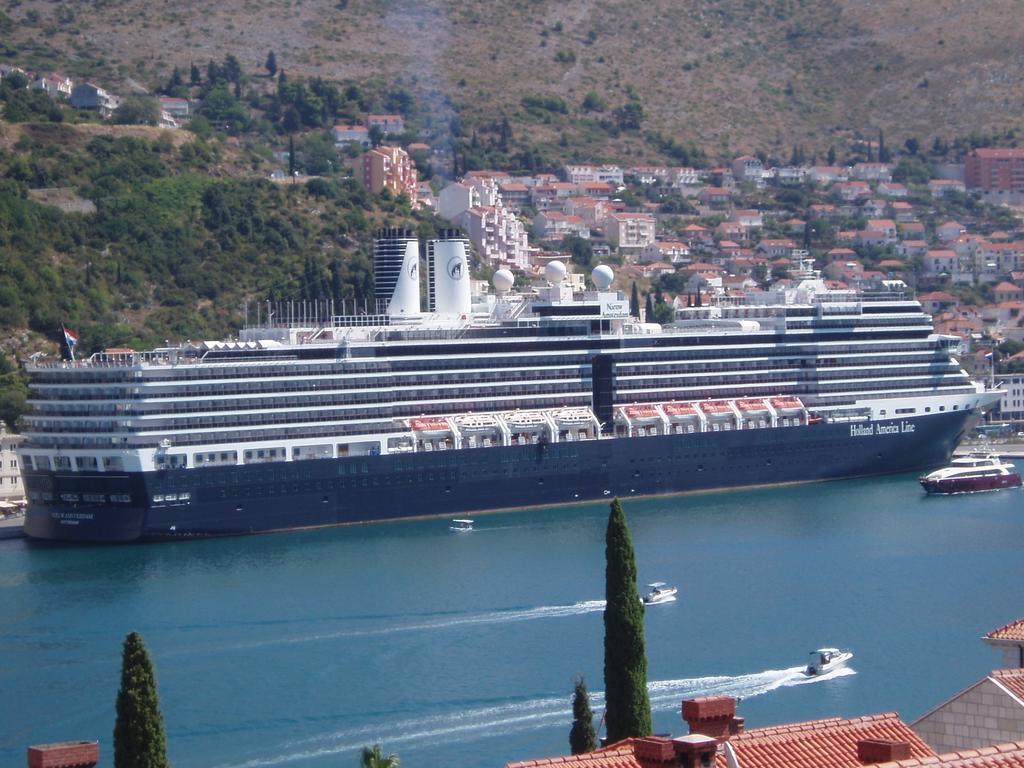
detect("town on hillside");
top-left (5, 58), bottom-right (1024, 425)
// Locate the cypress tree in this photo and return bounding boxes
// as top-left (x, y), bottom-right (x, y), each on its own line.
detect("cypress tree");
top-left (265, 50), bottom-right (278, 77)
top-left (644, 292), bottom-right (654, 321)
top-left (113, 631), bottom-right (169, 768)
top-left (603, 498), bottom-right (652, 743)
top-left (629, 282), bottom-right (640, 318)
top-left (569, 676), bottom-right (597, 754)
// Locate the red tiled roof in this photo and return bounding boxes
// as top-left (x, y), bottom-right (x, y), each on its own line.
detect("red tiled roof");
top-left (991, 669), bottom-right (1024, 702)
top-left (716, 712), bottom-right (934, 768)
top-left (506, 738), bottom-right (657, 768)
top-left (876, 741), bottom-right (1024, 768)
top-left (986, 618), bottom-right (1024, 642)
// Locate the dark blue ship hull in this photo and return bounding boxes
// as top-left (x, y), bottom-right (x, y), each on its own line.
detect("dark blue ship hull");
top-left (22, 411), bottom-right (972, 542)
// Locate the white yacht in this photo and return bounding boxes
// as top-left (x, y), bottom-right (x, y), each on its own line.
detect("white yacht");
top-left (805, 647), bottom-right (853, 675)
top-left (642, 582), bottom-right (678, 605)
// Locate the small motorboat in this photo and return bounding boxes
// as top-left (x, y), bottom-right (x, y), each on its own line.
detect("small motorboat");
top-left (642, 582), bottom-right (678, 605)
top-left (919, 454), bottom-right (1022, 495)
top-left (805, 647), bottom-right (853, 676)
top-left (450, 518), bottom-right (474, 532)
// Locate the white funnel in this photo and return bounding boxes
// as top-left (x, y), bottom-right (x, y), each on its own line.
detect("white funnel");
top-left (431, 238), bottom-right (471, 316)
top-left (388, 240), bottom-right (421, 316)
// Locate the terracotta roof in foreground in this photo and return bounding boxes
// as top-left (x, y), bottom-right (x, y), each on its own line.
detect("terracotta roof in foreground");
top-left (714, 712), bottom-right (934, 768)
top-left (875, 741), bottom-right (1024, 768)
top-left (506, 739), bottom-right (648, 768)
top-left (991, 669), bottom-right (1024, 702)
top-left (986, 619), bottom-right (1024, 643)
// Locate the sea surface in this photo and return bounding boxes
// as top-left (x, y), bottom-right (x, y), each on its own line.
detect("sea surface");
top-left (2, 474), bottom-right (1023, 767)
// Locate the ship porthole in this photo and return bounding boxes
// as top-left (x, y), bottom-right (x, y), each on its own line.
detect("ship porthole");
top-left (235, 505), bottom-right (243, 512)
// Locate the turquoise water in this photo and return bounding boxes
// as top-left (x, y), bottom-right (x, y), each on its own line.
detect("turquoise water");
top-left (2, 474), bottom-right (1023, 767)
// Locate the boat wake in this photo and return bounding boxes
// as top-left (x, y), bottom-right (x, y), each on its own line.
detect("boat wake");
top-left (172, 600), bottom-right (608, 655)
top-left (211, 664), bottom-right (855, 768)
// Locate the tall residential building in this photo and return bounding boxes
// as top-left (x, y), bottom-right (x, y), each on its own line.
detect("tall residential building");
top-left (0, 424), bottom-right (24, 502)
top-left (965, 148), bottom-right (1024, 192)
top-left (350, 146), bottom-right (418, 206)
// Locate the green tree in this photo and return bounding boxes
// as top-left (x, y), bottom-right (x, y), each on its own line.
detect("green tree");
top-left (629, 282), bottom-right (640, 318)
top-left (569, 676), bottom-right (597, 754)
top-left (113, 631), bottom-right (170, 768)
top-left (360, 744), bottom-right (399, 768)
top-left (603, 498), bottom-right (652, 743)
top-left (560, 234), bottom-right (593, 268)
top-left (190, 62), bottom-right (201, 85)
top-left (644, 292), bottom-right (654, 321)
top-left (112, 96), bottom-right (161, 126)
top-left (265, 50), bottom-right (277, 77)
top-left (582, 91), bottom-right (607, 112)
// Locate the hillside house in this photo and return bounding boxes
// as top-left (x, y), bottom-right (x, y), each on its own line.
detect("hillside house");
top-left (808, 165), bottom-right (846, 185)
top-left (917, 291), bottom-right (960, 315)
top-left (332, 124), bottom-right (370, 147)
top-left (866, 218), bottom-right (898, 242)
top-left (832, 181), bottom-right (872, 202)
top-left (732, 155), bottom-right (764, 185)
top-left (497, 182), bottom-right (530, 211)
top-left (698, 186), bottom-right (731, 207)
top-left (877, 181), bottom-right (909, 197)
top-left (366, 114), bottom-right (405, 134)
top-left (930, 179), bottom-right (967, 198)
top-left (938, 221), bottom-right (968, 242)
top-left (70, 83), bottom-right (119, 114)
top-left (755, 238), bottom-right (796, 258)
top-left (640, 241), bottom-right (690, 264)
top-left (533, 211), bottom-right (589, 241)
top-left (158, 96), bottom-right (190, 121)
top-left (730, 209), bottom-right (763, 228)
top-left (965, 148), bottom-right (1024, 192)
top-left (605, 212), bottom-right (656, 251)
top-left (33, 74), bottom-right (73, 98)
top-left (851, 161), bottom-right (892, 182)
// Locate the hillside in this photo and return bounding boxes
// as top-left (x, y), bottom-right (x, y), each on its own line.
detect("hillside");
top-left (3, 0), bottom-right (1023, 160)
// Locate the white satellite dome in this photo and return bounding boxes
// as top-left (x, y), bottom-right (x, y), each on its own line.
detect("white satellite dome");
top-left (493, 268), bottom-right (514, 292)
top-left (545, 260), bottom-right (567, 284)
top-left (592, 264), bottom-right (614, 290)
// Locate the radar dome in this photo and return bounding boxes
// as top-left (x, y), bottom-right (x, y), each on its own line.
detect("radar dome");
top-left (592, 265), bottom-right (614, 290)
top-left (493, 268), bottom-right (514, 292)
top-left (545, 260), bottom-right (567, 284)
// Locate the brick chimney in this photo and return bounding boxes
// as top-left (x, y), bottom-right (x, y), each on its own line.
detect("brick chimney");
top-left (27, 741), bottom-right (99, 768)
top-left (856, 739), bottom-right (912, 764)
top-left (682, 697), bottom-right (743, 740)
top-left (672, 734), bottom-right (719, 768)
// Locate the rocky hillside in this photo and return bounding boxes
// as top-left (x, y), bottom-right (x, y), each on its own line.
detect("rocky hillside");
top-left (3, 0), bottom-right (1023, 160)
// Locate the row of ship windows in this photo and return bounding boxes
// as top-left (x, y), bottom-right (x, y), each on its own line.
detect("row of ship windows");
top-left (30, 382), bottom-right (592, 416)
top-left (31, 364), bottom-right (966, 422)
top-left (31, 337), bottom-right (948, 389)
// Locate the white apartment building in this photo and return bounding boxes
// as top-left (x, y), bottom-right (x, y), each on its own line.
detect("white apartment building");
top-left (0, 425), bottom-right (24, 502)
top-left (605, 213), bottom-right (656, 251)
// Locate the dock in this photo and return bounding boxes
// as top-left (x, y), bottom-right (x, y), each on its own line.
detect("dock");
top-left (0, 514), bottom-right (25, 539)
top-left (954, 441), bottom-right (1024, 459)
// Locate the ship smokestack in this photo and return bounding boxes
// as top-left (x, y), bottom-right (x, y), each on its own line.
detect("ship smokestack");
top-left (374, 228), bottom-right (421, 316)
top-left (428, 230), bottom-right (471, 317)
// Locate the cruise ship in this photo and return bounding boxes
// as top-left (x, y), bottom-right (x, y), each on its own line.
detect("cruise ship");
top-left (19, 231), bottom-right (998, 542)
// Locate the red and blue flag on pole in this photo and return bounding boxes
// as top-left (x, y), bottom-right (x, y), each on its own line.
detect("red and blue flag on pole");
top-left (61, 325), bottom-right (79, 361)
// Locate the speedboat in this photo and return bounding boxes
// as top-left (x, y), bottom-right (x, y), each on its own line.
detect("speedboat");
top-left (805, 647), bottom-right (853, 676)
top-left (450, 518), bottom-right (474, 532)
top-left (919, 454), bottom-right (1022, 495)
top-left (642, 582), bottom-right (678, 605)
